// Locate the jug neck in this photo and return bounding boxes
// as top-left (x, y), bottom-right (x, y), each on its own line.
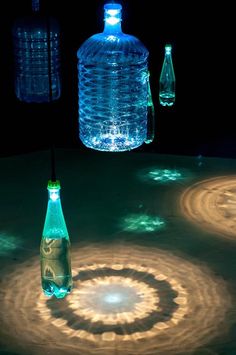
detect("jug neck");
top-left (103, 3), bottom-right (123, 35)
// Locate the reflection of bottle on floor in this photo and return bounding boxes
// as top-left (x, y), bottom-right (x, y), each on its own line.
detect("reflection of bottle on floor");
top-left (40, 180), bottom-right (72, 298)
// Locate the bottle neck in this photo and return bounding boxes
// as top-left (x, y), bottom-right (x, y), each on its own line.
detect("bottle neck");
top-left (103, 4), bottom-right (123, 35)
top-left (164, 46), bottom-right (172, 60)
top-left (103, 21), bottom-right (122, 35)
top-left (164, 52), bottom-right (172, 63)
top-left (48, 189), bottom-right (61, 202)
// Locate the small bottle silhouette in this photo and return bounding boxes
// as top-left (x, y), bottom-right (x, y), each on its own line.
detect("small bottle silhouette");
top-left (12, 0), bottom-right (61, 103)
top-left (145, 72), bottom-right (155, 144)
top-left (159, 44), bottom-right (176, 107)
top-left (78, 3), bottom-right (149, 152)
top-left (40, 180), bottom-right (72, 298)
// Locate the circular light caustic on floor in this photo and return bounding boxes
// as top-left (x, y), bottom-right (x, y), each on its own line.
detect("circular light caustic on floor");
top-left (0, 244), bottom-right (231, 355)
top-left (180, 176), bottom-right (236, 239)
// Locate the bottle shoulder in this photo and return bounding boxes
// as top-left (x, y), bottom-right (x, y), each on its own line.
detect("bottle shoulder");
top-left (77, 31), bottom-right (149, 64)
top-left (42, 199), bottom-right (69, 239)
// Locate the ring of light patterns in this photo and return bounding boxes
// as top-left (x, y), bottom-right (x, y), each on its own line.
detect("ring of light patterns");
top-left (0, 244), bottom-right (231, 355)
top-left (180, 176), bottom-right (236, 239)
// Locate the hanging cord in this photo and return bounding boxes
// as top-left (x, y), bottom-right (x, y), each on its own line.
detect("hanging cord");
top-left (46, 14), bottom-right (56, 182)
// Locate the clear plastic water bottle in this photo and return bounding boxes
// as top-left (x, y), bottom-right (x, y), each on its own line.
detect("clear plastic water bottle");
top-left (77, 3), bottom-right (149, 152)
top-left (12, 0), bottom-right (61, 103)
top-left (159, 44), bottom-right (176, 107)
top-left (40, 180), bottom-right (72, 299)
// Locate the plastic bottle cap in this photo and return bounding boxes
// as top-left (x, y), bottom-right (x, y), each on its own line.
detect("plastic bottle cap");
top-left (104, 3), bottom-right (122, 25)
top-left (47, 180), bottom-right (61, 190)
top-left (165, 44), bottom-right (172, 53)
top-left (104, 3), bottom-right (122, 11)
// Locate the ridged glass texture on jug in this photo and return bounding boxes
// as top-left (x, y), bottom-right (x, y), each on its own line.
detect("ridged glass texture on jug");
top-left (12, 16), bottom-right (61, 103)
top-left (78, 3), bottom-right (149, 152)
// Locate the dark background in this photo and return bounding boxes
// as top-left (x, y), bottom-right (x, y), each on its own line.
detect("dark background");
top-left (0, 0), bottom-right (233, 158)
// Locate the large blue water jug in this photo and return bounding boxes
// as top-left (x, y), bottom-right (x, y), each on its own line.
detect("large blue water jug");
top-left (12, 10), bottom-right (61, 103)
top-left (77, 3), bottom-right (149, 152)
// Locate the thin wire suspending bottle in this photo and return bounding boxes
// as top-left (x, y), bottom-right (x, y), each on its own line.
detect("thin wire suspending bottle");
top-left (159, 44), bottom-right (176, 107)
top-left (12, 0), bottom-right (61, 103)
top-left (78, 3), bottom-right (149, 152)
top-left (40, 180), bottom-right (72, 298)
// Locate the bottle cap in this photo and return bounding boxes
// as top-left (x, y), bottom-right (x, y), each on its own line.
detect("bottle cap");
top-left (47, 180), bottom-right (61, 190)
top-left (165, 44), bottom-right (172, 53)
top-left (104, 3), bottom-right (122, 25)
top-left (104, 3), bottom-right (122, 11)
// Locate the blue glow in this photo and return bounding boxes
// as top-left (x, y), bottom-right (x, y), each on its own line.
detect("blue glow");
top-left (12, 17), bottom-right (61, 103)
top-left (122, 214), bottom-right (165, 233)
top-left (32, 0), bottom-right (40, 12)
top-left (104, 4), bottom-right (122, 26)
top-left (138, 168), bottom-right (186, 185)
top-left (149, 169), bottom-right (182, 182)
top-left (77, 3), bottom-right (149, 152)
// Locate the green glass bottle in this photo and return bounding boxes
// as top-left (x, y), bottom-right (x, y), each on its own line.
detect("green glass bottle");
top-left (145, 71), bottom-right (155, 144)
top-left (40, 180), bottom-right (72, 298)
top-left (159, 44), bottom-right (176, 106)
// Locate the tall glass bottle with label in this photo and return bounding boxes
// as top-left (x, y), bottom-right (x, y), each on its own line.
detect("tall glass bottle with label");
top-left (40, 180), bottom-right (72, 298)
top-left (159, 44), bottom-right (176, 107)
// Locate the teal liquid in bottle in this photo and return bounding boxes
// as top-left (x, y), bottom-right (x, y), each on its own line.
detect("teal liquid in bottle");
top-left (40, 180), bottom-right (72, 298)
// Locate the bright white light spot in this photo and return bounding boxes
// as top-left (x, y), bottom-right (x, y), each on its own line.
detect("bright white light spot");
top-left (107, 9), bottom-right (119, 16)
top-left (104, 293), bottom-right (122, 304)
top-left (165, 45), bottom-right (172, 54)
top-left (50, 191), bottom-right (59, 201)
top-left (107, 35), bottom-right (116, 42)
top-left (106, 17), bottom-right (120, 25)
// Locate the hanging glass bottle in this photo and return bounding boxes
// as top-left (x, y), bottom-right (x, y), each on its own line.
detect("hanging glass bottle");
top-left (12, 0), bottom-right (61, 103)
top-left (77, 3), bottom-right (149, 152)
top-left (145, 71), bottom-right (155, 144)
top-left (159, 44), bottom-right (176, 107)
top-left (40, 180), bottom-right (72, 298)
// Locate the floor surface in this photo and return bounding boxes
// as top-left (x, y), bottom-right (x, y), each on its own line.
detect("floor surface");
top-left (1, 148), bottom-right (236, 354)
